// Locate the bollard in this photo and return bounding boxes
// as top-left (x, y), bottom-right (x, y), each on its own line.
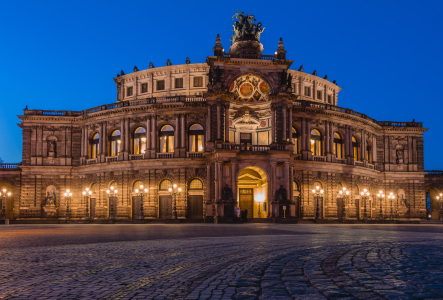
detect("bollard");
top-left (5, 219), bottom-right (9, 225)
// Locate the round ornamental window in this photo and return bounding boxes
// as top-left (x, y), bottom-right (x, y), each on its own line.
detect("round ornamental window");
top-left (230, 75), bottom-right (270, 103)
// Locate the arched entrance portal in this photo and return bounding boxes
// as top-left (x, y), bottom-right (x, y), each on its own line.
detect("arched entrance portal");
top-left (237, 166), bottom-right (268, 218)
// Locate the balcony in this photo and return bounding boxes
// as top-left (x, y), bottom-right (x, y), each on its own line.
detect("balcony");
top-left (336, 158), bottom-right (346, 164)
top-left (106, 156), bottom-right (118, 163)
top-left (313, 156), bottom-right (326, 162)
top-left (156, 153), bottom-right (173, 159)
top-left (86, 158), bottom-right (97, 165)
top-left (354, 161), bottom-right (364, 167)
top-left (129, 154), bottom-right (145, 161)
top-left (186, 152), bottom-right (205, 158)
top-left (0, 163), bottom-right (20, 170)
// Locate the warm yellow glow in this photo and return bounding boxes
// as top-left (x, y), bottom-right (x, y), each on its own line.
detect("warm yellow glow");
top-left (377, 194), bottom-right (380, 197)
top-left (360, 192), bottom-right (364, 196)
top-left (2, 189), bottom-right (6, 193)
top-left (312, 189), bottom-right (316, 193)
top-left (117, 140), bottom-right (121, 144)
top-left (168, 188), bottom-right (172, 192)
top-left (144, 188), bottom-right (148, 193)
top-left (66, 189), bottom-right (70, 193)
top-left (178, 188), bottom-right (182, 192)
top-left (320, 190), bottom-right (324, 194)
top-left (86, 188), bottom-right (89, 191)
top-left (64, 193), bottom-right (67, 196)
top-left (339, 190), bottom-right (343, 195)
top-left (199, 145), bottom-right (203, 151)
top-left (69, 193), bottom-right (72, 197)
top-left (114, 190), bottom-right (117, 194)
top-left (88, 191), bottom-right (92, 195)
top-left (83, 191), bottom-right (86, 195)
top-left (173, 184), bottom-right (177, 188)
top-left (140, 185), bottom-right (144, 189)
top-left (379, 190), bottom-right (383, 194)
top-left (141, 137), bottom-right (146, 142)
top-left (363, 189), bottom-right (367, 193)
top-left (106, 190), bottom-right (110, 194)
top-left (343, 187), bottom-right (346, 191)
top-left (346, 191), bottom-right (349, 195)
top-left (135, 189), bottom-right (139, 193)
top-left (316, 186), bottom-right (320, 190)
top-left (366, 192), bottom-right (370, 196)
top-left (110, 186), bottom-right (114, 190)
top-left (310, 139), bottom-right (315, 144)
top-left (7, 192), bottom-right (11, 196)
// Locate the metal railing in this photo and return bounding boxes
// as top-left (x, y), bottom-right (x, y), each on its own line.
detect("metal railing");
top-left (0, 163), bottom-right (20, 170)
top-left (186, 152), bottom-right (205, 158)
top-left (105, 156), bottom-right (118, 163)
top-left (313, 156), bottom-right (326, 162)
top-left (156, 153), bottom-right (173, 159)
top-left (222, 53), bottom-right (276, 61)
top-left (129, 154), bottom-right (145, 161)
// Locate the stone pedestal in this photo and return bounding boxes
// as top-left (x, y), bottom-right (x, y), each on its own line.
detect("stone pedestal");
top-left (271, 202), bottom-right (279, 218)
top-left (43, 205), bottom-right (57, 218)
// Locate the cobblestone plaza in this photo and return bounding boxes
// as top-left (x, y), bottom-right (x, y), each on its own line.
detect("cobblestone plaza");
top-left (1, 223), bottom-right (443, 299)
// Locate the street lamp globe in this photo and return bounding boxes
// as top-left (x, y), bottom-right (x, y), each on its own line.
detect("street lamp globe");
top-left (83, 191), bottom-right (86, 196)
top-left (64, 192), bottom-right (67, 197)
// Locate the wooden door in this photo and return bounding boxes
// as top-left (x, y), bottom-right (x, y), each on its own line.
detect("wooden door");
top-left (313, 196), bottom-right (323, 219)
top-left (188, 196), bottom-right (203, 218)
top-left (90, 198), bottom-right (96, 219)
top-left (109, 197), bottom-right (117, 218)
top-left (337, 198), bottom-right (343, 220)
top-left (159, 196), bottom-right (172, 219)
top-left (5, 197), bottom-right (13, 220)
top-left (239, 188), bottom-right (253, 218)
top-left (132, 196), bottom-right (141, 219)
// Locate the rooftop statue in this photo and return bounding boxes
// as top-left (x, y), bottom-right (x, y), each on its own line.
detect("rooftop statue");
top-left (231, 9), bottom-right (265, 45)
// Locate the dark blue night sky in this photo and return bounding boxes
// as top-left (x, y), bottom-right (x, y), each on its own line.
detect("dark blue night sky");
top-left (1, 0), bottom-right (442, 168)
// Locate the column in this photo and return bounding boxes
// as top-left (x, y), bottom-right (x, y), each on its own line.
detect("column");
top-left (175, 114), bottom-right (180, 149)
top-left (348, 127), bottom-right (353, 158)
top-left (206, 104), bottom-right (211, 141)
top-left (325, 122), bottom-right (329, 153)
top-left (103, 122), bottom-right (107, 156)
top-left (289, 165), bottom-right (293, 202)
top-left (81, 127), bottom-right (84, 157)
top-left (372, 135), bottom-right (377, 163)
top-left (217, 103), bottom-right (221, 140)
top-left (300, 118), bottom-right (305, 151)
top-left (84, 127), bottom-right (88, 157)
top-left (214, 161), bottom-right (219, 201)
top-left (181, 114), bottom-right (185, 149)
top-left (151, 115), bottom-right (157, 151)
top-left (282, 105), bottom-right (287, 141)
top-left (271, 105), bottom-right (276, 143)
top-left (287, 105), bottom-right (293, 142)
top-left (299, 77), bottom-right (304, 99)
top-left (231, 161), bottom-right (236, 202)
top-left (120, 118), bottom-right (125, 152)
top-left (206, 163), bottom-right (211, 203)
top-left (285, 162), bottom-right (290, 194)
top-left (329, 122), bottom-right (334, 154)
top-left (99, 123), bottom-right (104, 156)
top-left (305, 118), bottom-right (311, 151)
top-left (125, 118), bottom-right (130, 152)
top-left (224, 103), bottom-right (230, 142)
top-left (146, 116), bottom-right (151, 150)
top-left (361, 131), bottom-right (366, 161)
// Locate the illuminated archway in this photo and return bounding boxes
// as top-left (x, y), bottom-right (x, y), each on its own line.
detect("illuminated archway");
top-left (237, 166), bottom-right (268, 218)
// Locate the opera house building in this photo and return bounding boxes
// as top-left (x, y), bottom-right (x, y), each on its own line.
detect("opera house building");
top-left (1, 13), bottom-right (442, 223)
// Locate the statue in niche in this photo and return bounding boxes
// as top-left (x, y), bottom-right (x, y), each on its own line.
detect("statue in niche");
top-left (47, 140), bottom-right (56, 157)
top-left (45, 191), bottom-right (55, 206)
top-left (396, 146), bottom-right (404, 164)
top-left (287, 73), bottom-right (293, 88)
top-left (221, 184), bottom-right (233, 201)
top-left (207, 68), bottom-right (213, 85)
top-left (275, 185), bottom-right (288, 203)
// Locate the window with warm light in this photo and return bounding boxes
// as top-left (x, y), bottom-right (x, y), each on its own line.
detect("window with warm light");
top-left (160, 179), bottom-right (172, 191)
top-left (91, 133), bottom-right (100, 159)
top-left (133, 180), bottom-right (143, 192)
top-left (188, 124), bottom-right (204, 152)
top-left (133, 127), bottom-right (147, 154)
top-left (189, 179), bottom-right (203, 190)
top-left (333, 132), bottom-right (343, 158)
top-left (352, 136), bottom-right (359, 161)
top-left (310, 129), bottom-right (322, 156)
top-left (110, 130), bottom-right (121, 156)
top-left (159, 125), bottom-right (174, 153)
top-left (292, 128), bottom-right (299, 154)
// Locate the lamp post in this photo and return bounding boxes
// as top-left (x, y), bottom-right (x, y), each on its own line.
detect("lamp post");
top-left (376, 190), bottom-right (385, 221)
top-left (168, 184), bottom-right (182, 219)
top-left (360, 188), bottom-right (370, 221)
top-left (311, 186), bottom-right (324, 220)
top-left (106, 186), bottom-right (118, 220)
top-left (134, 184), bottom-right (148, 220)
top-left (64, 189), bottom-right (72, 221)
top-left (436, 193), bottom-right (443, 221)
top-left (388, 192), bottom-right (395, 220)
top-left (338, 187), bottom-right (349, 220)
top-left (82, 188), bottom-right (92, 220)
top-left (0, 188), bottom-right (12, 222)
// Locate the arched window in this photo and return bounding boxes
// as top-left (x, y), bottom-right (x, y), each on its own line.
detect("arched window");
top-left (366, 140), bottom-right (372, 163)
top-left (91, 133), bottom-right (100, 159)
top-left (292, 128), bottom-right (299, 154)
top-left (188, 124), bottom-right (204, 152)
top-left (333, 132), bottom-right (343, 159)
top-left (313, 181), bottom-right (323, 190)
top-left (133, 127), bottom-right (147, 154)
top-left (293, 181), bottom-right (300, 191)
top-left (310, 129), bottom-right (322, 156)
top-left (110, 130), bottom-right (121, 156)
top-left (189, 179), bottom-right (203, 189)
top-left (133, 180), bottom-right (144, 192)
top-left (352, 136), bottom-right (359, 161)
top-left (159, 125), bottom-right (174, 153)
top-left (160, 179), bottom-right (172, 191)
top-left (90, 183), bottom-right (97, 195)
top-left (109, 181), bottom-right (117, 190)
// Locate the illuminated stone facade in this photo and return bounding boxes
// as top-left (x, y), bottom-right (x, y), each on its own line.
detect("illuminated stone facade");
top-left (0, 20), bottom-right (438, 222)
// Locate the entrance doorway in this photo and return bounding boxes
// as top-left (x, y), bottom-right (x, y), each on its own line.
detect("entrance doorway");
top-left (188, 196), bottom-right (203, 218)
top-left (159, 196), bottom-right (172, 218)
top-left (132, 196), bottom-right (141, 219)
top-left (237, 166), bottom-right (268, 218)
top-left (90, 198), bottom-right (96, 220)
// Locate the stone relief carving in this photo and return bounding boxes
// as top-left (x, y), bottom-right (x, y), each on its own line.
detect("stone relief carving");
top-left (396, 145), bottom-right (404, 164)
top-left (275, 185), bottom-right (288, 203)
